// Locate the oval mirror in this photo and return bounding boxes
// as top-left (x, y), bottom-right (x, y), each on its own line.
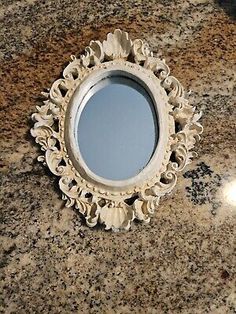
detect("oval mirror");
top-left (76, 76), bottom-right (158, 181)
top-left (31, 29), bottom-right (203, 231)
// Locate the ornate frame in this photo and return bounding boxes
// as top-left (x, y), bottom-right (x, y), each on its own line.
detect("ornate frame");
top-left (31, 29), bottom-right (203, 231)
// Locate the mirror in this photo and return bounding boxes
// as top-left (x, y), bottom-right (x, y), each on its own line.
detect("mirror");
top-left (31, 29), bottom-right (203, 231)
top-left (76, 76), bottom-right (158, 181)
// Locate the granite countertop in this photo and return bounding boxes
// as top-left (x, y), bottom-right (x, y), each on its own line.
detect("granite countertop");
top-left (0, 0), bottom-right (236, 313)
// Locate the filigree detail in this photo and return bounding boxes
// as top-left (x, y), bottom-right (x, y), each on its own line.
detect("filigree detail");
top-left (81, 40), bottom-right (105, 67)
top-left (132, 39), bottom-right (153, 63)
top-left (144, 56), bottom-right (170, 80)
top-left (31, 29), bottom-right (203, 231)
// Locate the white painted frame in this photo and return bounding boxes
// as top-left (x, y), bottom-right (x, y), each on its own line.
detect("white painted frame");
top-left (31, 29), bottom-right (203, 231)
top-left (66, 63), bottom-right (169, 190)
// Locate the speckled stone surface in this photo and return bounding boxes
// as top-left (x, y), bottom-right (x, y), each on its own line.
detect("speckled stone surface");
top-left (0, 1), bottom-right (236, 313)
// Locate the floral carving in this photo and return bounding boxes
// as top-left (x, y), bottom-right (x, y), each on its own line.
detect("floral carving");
top-left (31, 29), bottom-right (203, 231)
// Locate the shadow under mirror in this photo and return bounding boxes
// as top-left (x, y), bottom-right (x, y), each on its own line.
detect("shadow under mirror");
top-left (76, 76), bottom-right (159, 181)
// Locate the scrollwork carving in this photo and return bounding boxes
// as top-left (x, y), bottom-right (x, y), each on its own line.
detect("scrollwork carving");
top-left (31, 29), bottom-right (203, 231)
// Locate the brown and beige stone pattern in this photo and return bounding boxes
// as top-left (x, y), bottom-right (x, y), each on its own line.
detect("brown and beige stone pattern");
top-left (0, 0), bottom-right (236, 313)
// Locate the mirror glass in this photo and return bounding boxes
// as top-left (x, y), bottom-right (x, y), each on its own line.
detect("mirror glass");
top-left (76, 76), bottom-right (158, 181)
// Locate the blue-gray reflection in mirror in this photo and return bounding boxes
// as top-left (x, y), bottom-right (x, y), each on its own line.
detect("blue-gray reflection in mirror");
top-left (76, 76), bottom-right (158, 181)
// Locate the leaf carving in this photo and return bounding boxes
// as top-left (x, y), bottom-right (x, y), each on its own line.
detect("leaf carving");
top-left (132, 39), bottom-right (153, 63)
top-left (81, 40), bottom-right (105, 67)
